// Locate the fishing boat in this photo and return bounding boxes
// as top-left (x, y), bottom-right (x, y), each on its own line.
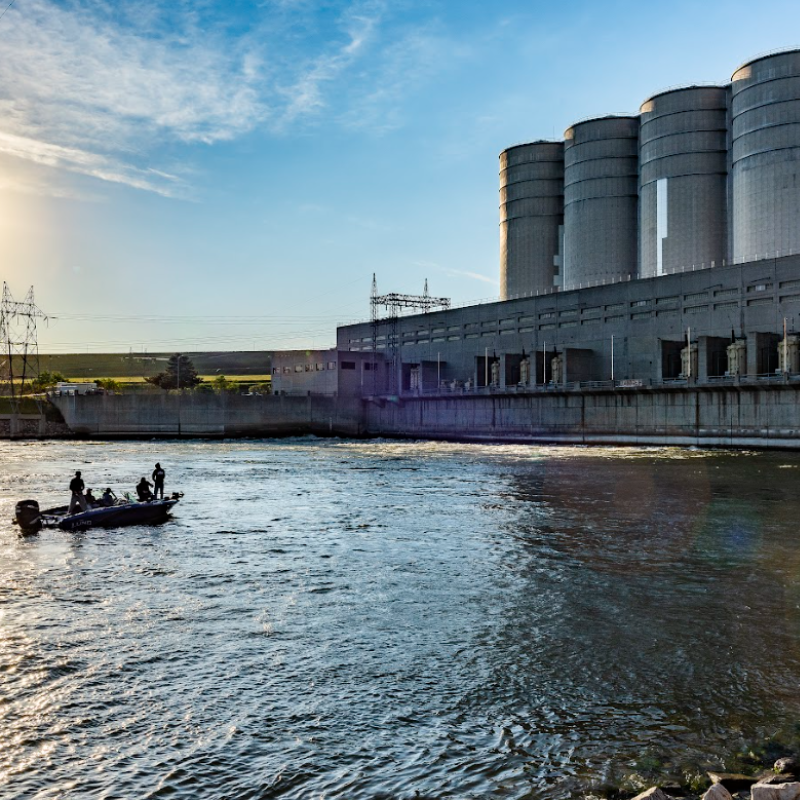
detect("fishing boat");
top-left (14, 494), bottom-right (182, 532)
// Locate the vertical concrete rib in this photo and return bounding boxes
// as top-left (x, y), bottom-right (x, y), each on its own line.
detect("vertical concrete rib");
top-left (499, 142), bottom-right (564, 299)
top-left (563, 116), bottom-right (639, 290)
top-left (639, 86), bottom-right (729, 277)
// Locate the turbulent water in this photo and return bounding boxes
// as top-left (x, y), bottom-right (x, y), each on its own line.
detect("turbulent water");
top-left (3, 439), bottom-right (800, 799)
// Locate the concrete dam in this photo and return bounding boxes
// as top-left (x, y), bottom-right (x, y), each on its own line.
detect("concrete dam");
top-left (48, 382), bottom-right (800, 450)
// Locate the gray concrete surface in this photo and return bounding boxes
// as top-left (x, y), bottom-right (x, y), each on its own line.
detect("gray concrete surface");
top-left (51, 393), bottom-right (365, 438)
top-left (363, 384), bottom-right (800, 448)
top-left (562, 116), bottom-right (640, 290)
top-left (639, 86), bottom-right (728, 278)
top-left (732, 50), bottom-right (800, 262)
top-left (344, 254), bottom-right (800, 391)
top-left (48, 383), bottom-right (800, 450)
top-left (499, 141), bottom-right (564, 299)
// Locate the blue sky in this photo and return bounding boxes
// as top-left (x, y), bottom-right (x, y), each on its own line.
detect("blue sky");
top-left (1, 0), bottom-right (798, 352)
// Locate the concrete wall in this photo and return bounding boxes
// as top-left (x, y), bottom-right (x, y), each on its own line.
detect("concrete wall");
top-left (731, 50), bottom-right (800, 262)
top-left (341, 255), bottom-right (800, 389)
top-left (363, 384), bottom-right (800, 449)
top-left (0, 414), bottom-right (73, 439)
top-left (562, 116), bottom-right (640, 289)
top-left (639, 86), bottom-right (729, 278)
top-left (51, 393), bottom-right (364, 438)
top-left (271, 349), bottom-right (339, 395)
top-left (46, 382), bottom-right (800, 450)
top-left (499, 141), bottom-right (564, 298)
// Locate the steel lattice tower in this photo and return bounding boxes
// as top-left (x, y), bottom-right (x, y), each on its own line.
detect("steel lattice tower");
top-left (0, 283), bottom-right (48, 412)
top-left (370, 275), bottom-right (450, 395)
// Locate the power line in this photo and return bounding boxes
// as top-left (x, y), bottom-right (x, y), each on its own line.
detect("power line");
top-left (0, 0), bottom-right (16, 26)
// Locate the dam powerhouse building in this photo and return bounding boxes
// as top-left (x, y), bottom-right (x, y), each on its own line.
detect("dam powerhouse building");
top-left (277, 49), bottom-right (800, 397)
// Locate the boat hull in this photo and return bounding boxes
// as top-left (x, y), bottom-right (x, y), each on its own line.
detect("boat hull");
top-left (53, 499), bottom-right (179, 531)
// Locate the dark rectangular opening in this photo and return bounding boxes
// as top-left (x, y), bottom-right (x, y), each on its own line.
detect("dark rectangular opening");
top-left (760, 342), bottom-right (780, 374)
top-left (661, 340), bottom-right (683, 380)
top-left (401, 363), bottom-right (420, 392)
top-left (504, 354), bottom-right (523, 386)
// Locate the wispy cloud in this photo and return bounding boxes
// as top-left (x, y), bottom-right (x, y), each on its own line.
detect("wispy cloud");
top-left (0, 0), bottom-right (460, 196)
top-left (339, 23), bottom-right (470, 134)
top-left (0, 131), bottom-right (185, 197)
top-left (0, 0), bottom-right (267, 195)
top-left (414, 260), bottom-right (499, 287)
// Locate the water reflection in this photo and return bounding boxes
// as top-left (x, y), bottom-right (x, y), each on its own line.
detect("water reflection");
top-left (481, 449), bottom-right (800, 796)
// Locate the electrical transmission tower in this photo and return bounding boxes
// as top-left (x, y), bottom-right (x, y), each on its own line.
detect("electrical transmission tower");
top-left (370, 275), bottom-right (450, 395)
top-left (0, 283), bottom-right (48, 412)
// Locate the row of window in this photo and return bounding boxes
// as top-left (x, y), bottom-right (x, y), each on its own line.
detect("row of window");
top-left (345, 283), bottom-right (793, 351)
top-left (273, 362), bottom-right (337, 374)
top-left (347, 298), bottom-right (761, 350)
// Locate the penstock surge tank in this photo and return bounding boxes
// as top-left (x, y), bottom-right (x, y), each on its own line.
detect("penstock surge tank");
top-left (499, 141), bottom-right (564, 299)
top-left (731, 49), bottom-right (800, 263)
top-left (562, 116), bottom-right (639, 290)
top-left (639, 86), bottom-right (729, 278)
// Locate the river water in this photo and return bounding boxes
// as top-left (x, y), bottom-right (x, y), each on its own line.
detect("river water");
top-left (2, 440), bottom-right (800, 800)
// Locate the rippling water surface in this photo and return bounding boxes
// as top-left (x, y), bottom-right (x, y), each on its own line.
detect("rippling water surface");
top-left (3, 439), bottom-right (800, 799)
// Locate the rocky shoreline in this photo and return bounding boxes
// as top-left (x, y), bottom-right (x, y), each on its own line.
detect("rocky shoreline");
top-left (628, 758), bottom-right (800, 800)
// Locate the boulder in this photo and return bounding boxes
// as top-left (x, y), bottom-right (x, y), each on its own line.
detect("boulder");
top-left (759, 773), bottom-right (798, 786)
top-left (708, 773), bottom-right (759, 793)
top-left (631, 788), bottom-right (674, 800)
top-left (703, 783), bottom-right (734, 800)
top-left (751, 781), bottom-right (800, 800)
top-left (775, 760), bottom-right (800, 777)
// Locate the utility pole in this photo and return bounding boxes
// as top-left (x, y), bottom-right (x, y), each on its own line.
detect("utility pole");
top-left (542, 340), bottom-right (546, 385)
top-left (784, 317), bottom-right (788, 374)
top-left (687, 327), bottom-right (691, 379)
top-left (0, 283), bottom-right (47, 414)
top-left (176, 353), bottom-right (181, 437)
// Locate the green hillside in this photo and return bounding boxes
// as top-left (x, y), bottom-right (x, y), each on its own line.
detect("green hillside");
top-left (14, 351), bottom-right (272, 379)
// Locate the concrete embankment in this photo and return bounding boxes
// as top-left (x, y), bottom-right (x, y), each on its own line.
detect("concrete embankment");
top-left (49, 384), bottom-right (800, 448)
top-left (0, 413), bottom-right (72, 439)
top-left (365, 385), bottom-right (800, 448)
top-left (50, 393), bottom-right (364, 438)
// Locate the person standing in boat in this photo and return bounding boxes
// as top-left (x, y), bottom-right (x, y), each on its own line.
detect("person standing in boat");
top-left (152, 463), bottom-right (166, 499)
top-left (68, 470), bottom-right (87, 514)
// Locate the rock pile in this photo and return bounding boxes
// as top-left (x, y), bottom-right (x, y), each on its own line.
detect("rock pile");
top-left (632, 758), bottom-right (800, 800)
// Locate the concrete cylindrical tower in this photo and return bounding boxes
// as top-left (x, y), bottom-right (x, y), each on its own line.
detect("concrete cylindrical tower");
top-left (731, 49), bottom-right (800, 262)
top-left (563, 116), bottom-right (639, 290)
top-left (499, 142), bottom-right (564, 299)
top-left (639, 86), bottom-right (728, 278)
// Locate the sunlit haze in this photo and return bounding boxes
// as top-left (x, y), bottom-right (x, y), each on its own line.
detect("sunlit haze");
top-left (1, 0), bottom-right (797, 352)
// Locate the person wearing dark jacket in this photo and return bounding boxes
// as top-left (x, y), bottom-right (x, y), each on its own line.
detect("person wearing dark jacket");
top-left (68, 471), bottom-right (87, 514)
top-left (136, 477), bottom-right (154, 502)
top-left (152, 463), bottom-right (166, 499)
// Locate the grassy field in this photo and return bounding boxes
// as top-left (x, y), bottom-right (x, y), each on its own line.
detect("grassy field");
top-left (59, 375), bottom-right (273, 384)
top-left (10, 352), bottom-right (273, 379)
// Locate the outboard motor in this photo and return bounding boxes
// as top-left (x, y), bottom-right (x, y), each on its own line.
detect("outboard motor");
top-left (15, 499), bottom-right (41, 531)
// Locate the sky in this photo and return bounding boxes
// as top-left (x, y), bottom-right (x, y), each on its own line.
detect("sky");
top-left (0, 0), bottom-right (798, 353)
